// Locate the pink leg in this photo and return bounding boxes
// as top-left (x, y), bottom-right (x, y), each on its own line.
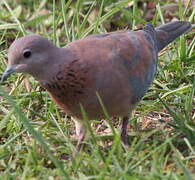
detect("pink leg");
top-left (74, 119), bottom-right (86, 151)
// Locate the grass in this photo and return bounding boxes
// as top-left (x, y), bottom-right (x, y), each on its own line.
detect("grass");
top-left (0, 0), bottom-right (195, 179)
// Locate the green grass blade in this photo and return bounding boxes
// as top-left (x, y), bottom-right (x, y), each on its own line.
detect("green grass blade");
top-left (0, 87), bottom-right (70, 179)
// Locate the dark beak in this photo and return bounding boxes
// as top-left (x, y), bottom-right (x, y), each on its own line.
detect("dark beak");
top-left (1, 65), bottom-right (16, 83)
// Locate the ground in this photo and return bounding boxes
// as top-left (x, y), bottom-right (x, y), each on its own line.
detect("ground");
top-left (0, 0), bottom-right (194, 179)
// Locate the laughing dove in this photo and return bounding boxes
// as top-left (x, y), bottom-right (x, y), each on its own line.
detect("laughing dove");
top-left (1, 21), bottom-right (192, 149)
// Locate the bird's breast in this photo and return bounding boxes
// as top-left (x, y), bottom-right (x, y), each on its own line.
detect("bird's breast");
top-left (41, 59), bottom-right (92, 117)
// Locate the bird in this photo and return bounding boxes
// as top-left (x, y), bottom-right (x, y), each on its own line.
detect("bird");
top-left (1, 21), bottom-right (192, 150)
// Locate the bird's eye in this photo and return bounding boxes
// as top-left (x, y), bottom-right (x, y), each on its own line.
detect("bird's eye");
top-left (23, 49), bottom-right (31, 58)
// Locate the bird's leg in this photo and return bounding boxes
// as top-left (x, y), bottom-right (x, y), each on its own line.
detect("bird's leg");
top-left (121, 116), bottom-right (130, 146)
top-left (74, 119), bottom-right (86, 151)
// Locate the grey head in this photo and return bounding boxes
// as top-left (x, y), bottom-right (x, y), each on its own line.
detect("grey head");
top-left (1, 34), bottom-right (59, 82)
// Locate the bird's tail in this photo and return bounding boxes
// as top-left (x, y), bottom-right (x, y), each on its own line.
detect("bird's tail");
top-left (155, 21), bottom-right (192, 51)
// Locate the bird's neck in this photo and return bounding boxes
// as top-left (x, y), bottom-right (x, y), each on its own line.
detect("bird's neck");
top-left (31, 47), bottom-right (77, 85)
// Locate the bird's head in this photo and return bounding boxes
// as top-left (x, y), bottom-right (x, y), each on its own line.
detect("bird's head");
top-left (1, 34), bottom-right (57, 82)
